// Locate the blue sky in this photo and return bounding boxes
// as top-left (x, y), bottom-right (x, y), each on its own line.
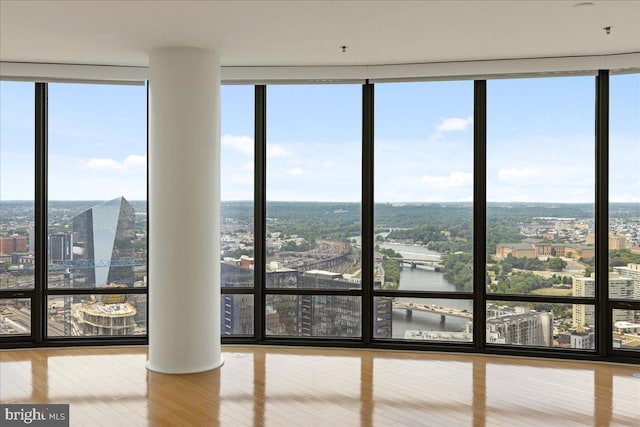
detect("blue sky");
top-left (1, 74), bottom-right (638, 202)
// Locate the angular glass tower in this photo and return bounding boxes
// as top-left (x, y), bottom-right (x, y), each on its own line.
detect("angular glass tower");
top-left (71, 197), bottom-right (135, 287)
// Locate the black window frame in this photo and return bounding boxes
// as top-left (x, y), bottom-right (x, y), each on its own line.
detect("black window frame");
top-left (2, 72), bottom-right (638, 364)
top-left (0, 81), bottom-right (148, 348)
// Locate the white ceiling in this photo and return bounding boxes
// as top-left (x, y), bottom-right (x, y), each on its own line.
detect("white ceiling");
top-left (1, 0), bottom-right (639, 68)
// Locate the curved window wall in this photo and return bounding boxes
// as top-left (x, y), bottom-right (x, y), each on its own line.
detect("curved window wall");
top-left (1, 71), bottom-right (638, 363)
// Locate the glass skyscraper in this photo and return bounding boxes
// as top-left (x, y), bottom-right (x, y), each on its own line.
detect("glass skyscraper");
top-left (71, 197), bottom-right (135, 288)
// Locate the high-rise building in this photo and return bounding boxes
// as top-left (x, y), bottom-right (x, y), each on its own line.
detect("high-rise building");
top-left (613, 264), bottom-right (640, 300)
top-left (486, 310), bottom-right (554, 347)
top-left (71, 197), bottom-right (135, 288)
top-left (49, 233), bottom-right (72, 263)
top-left (221, 259), bottom-right (390, 337)
top-left (221, 294), bottom-right (253, 335)
top-left (572, 273), bottom-right (633, 327)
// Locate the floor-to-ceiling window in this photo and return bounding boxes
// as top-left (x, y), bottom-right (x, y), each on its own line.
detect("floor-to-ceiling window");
top-left (0, 81), bottom-right (148, 344)
top-left (265, 84), bottom-right (362, 338)
top-left (609, 73), bottom-right (640, 353)
top-left (220, 85), bottom-right (255, 336)
top-left (0, 82), bottom-right (35, 337)
top-left (486, 76), bottom-right (596, 350)
top-left (46, 83), bottom-right (148, 338)
top-left (374, 81), bottom-right (474, 342)
top-left (1, 70), bottom-right (637, 361)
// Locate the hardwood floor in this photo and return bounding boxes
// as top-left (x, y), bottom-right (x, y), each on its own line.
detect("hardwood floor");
top-left (1, 346), bottom-right (638, 426)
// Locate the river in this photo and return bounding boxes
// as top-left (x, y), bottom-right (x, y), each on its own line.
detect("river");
top-left (377, 242), bottom-right (473, 339)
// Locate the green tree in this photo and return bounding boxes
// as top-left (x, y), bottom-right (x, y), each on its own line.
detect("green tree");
top-left (547, 257), bottom-right (567, 272)
top-left (609, 249), bottom-right (640, 266)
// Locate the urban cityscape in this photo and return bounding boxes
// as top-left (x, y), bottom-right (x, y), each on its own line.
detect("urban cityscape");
top-left (2, 199), bottom-right (639, 350)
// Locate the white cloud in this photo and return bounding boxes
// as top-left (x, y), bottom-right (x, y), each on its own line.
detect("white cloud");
top-left (84, 158), bottom-right (121, 170)
top-left (267, 143), bottom-right (293, 158)
top-left (420, 171), bottom-right (473, 188)
top-left (497, 166), bottom-right (541, 183)
top-left (221, 135), bottom-right (295, 159)
top-left (221, 134), bottom-right (253, 157)
top-left (436, 117), bottom-right (473, 133)
top-left (83, 155), bottom-right (146, 172)
top-left (123, 155), bottom-right (146, 167)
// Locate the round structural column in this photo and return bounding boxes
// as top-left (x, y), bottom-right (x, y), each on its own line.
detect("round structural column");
top-left (147, 47), bottom-right (222, 374)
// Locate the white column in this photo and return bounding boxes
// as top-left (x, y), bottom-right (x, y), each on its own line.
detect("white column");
top-left (147, 47), bottom-right (222, 374)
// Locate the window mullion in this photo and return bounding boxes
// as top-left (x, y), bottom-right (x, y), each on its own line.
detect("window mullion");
top-left (34, 82), bottom-right (47, 344)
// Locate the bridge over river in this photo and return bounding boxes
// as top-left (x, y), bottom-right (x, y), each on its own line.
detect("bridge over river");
top-left (378, 244), bottom-right (444, 270)
top-left (398, 258), bottom-right (444, 271)
top-left (392, 300), bottom-right (473, 323)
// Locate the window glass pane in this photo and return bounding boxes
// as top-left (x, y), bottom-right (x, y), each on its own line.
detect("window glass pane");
top-left (487, 77), bottom-right (595, 296)
top-left (375, 81), bottom-right (474, 293)
top-left (221, 294), bottom-right (254, 336)
top-left (266, 85), bottom-right (361, 290)
top-left (47, 294), bottom-right (146, 337)
top-left (612, 309), bottom-right (640, 351)
top-left (221, 85), bottom-right (255, 289)
top-left (0, 298), bottom-right (31, 335)
top-left (374, 297), bottom-right (473, 342)
top-left (486, 301), bottom-right (594, 350)
top-left (266, 295), bottom-right (361, 337)
top-left (47, 83), bottom-right (147, 290)
top-left (0, 82), bottom-right (35, 290)
top-left (609, 74), bottom-right (640, 301)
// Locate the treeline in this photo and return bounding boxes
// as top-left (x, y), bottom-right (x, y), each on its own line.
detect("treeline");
top-left (375, 204), bottom-right (472, 229)
top-left (377, 247), bottom-right (402, 259)
top-left (376, 245), bottom-right (401, 287)
top-left (442, 252), bottom-right (473, 292)
top-left (381, 258), bottom-right (401, 288)
top-left (387, 219), bottom-right (527, 256)
top-left (499, 254), bottom-right (567, 273)
top-left (609, 249), bottom-right (640, 266)
top-left (387, 221), bottom-right (472, 253)
top-left (220, 201), bottom-right (618, 247)
top-left (490, 271), bottom-right (555, 294)
top-left (435, 253), bottom-right (572, 293)
top-left (267, 202), bottom-right (361, 242)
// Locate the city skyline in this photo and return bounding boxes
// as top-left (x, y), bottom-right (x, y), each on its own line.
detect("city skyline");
top-left (1, 75), bottom-right (639, 202)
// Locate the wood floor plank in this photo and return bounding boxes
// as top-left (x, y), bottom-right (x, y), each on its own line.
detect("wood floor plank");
top-left (0, 346), bottom-right (638, 426)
